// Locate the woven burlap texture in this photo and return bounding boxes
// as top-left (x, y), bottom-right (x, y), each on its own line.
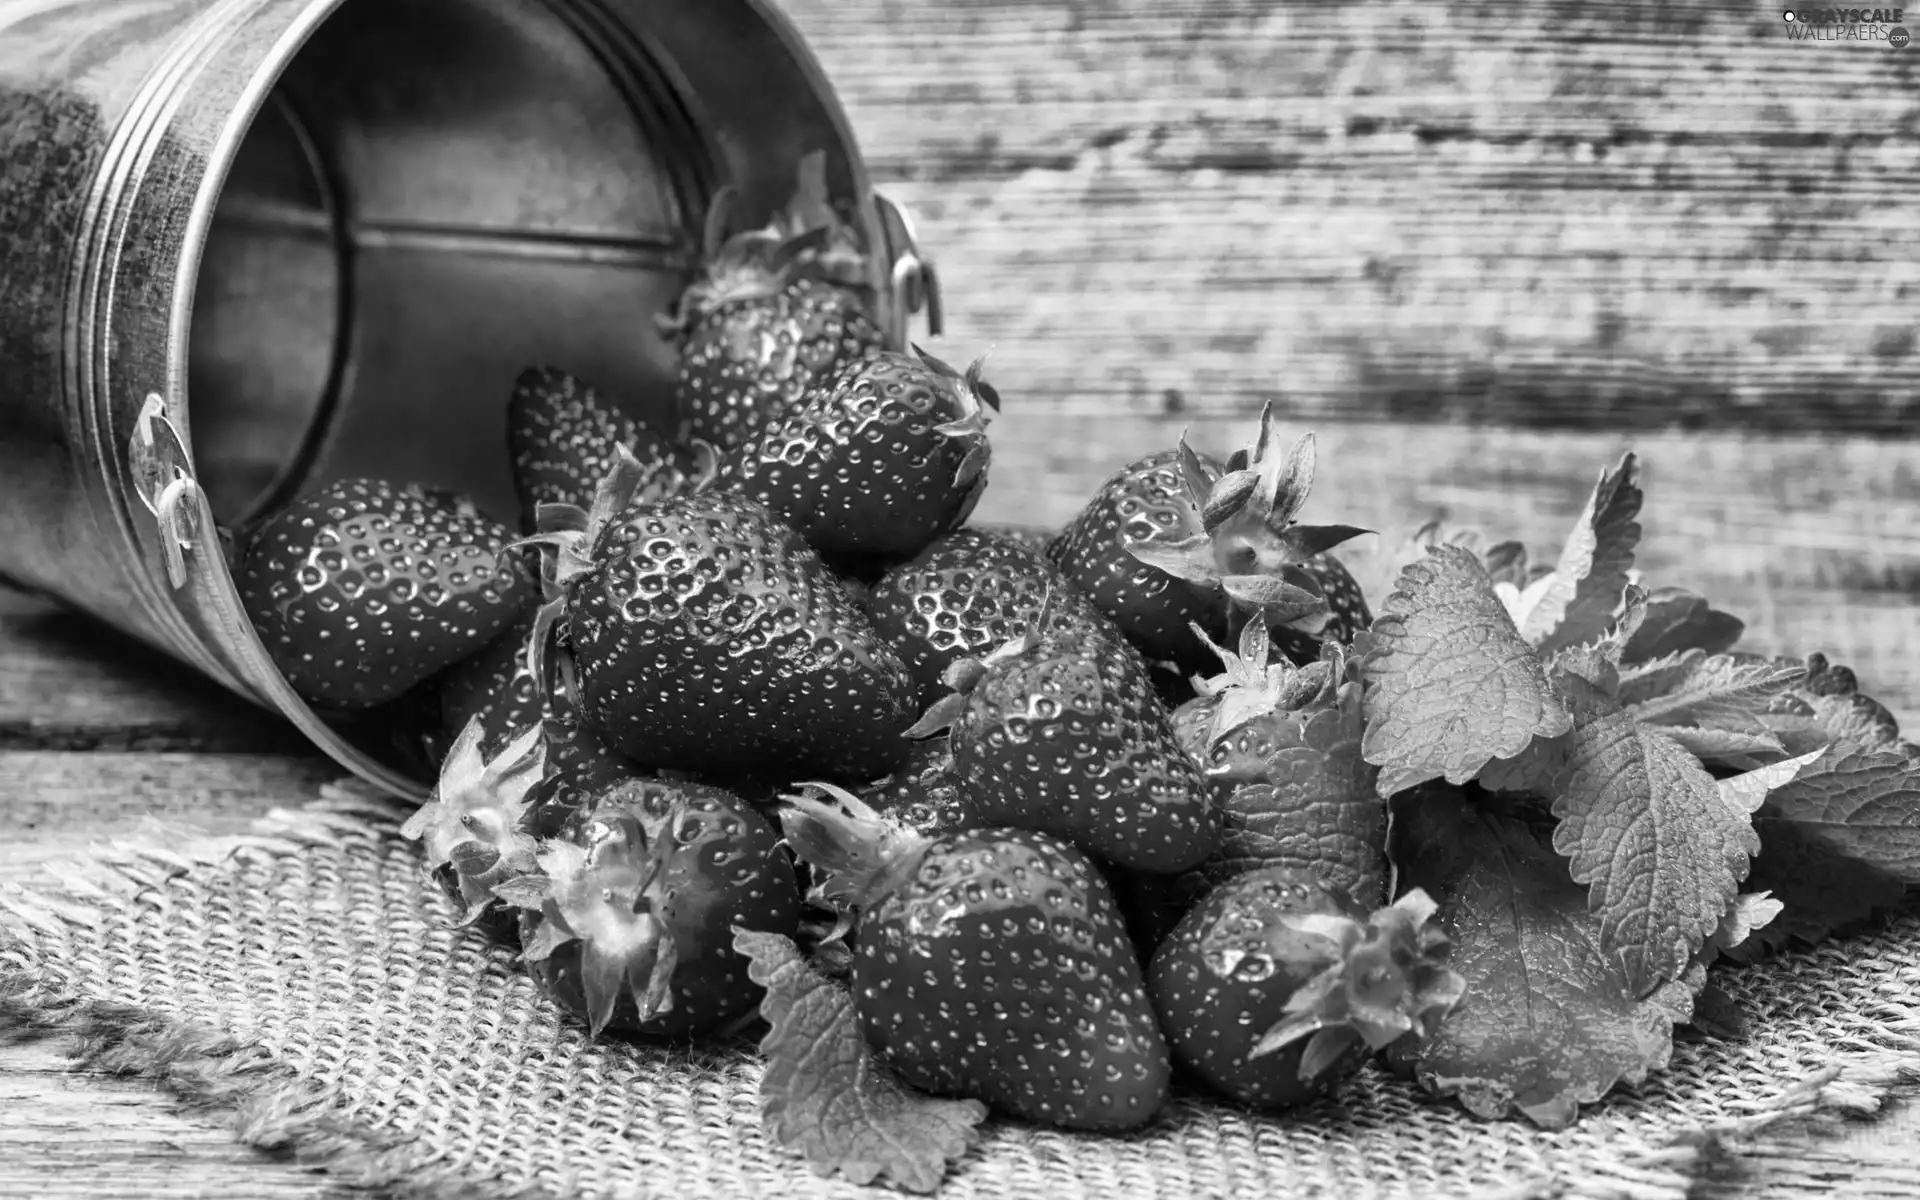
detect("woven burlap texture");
top-left (3, 782), bottom-right (1918, 1200)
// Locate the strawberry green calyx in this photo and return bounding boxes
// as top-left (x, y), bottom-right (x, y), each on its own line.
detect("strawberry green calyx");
top-left (776, 783), bottom-right (932, 927)
top-left (399, 717), bottom-right (547, 923)
top-left (1124, 403), bottom-right (1369, 627)
top-left (521, 811), bottom-right (680, 1036)
top-left (916, 344), bottom-right (1003, 491)
top-left (532, 441), bottom-right (723, 579)
top-left (658, 219), bottom-right (828, 340)
top-left (657, 152), bottom-right (872, 342)
top-left (1249, 887), bottom-right (1465, 1080)
top-left (762, 149), bottom-right (871, 287)
top-left (1187, 619), bottom-right (1337, 749)
top-left (900, 595), bottom-right (1051, 740)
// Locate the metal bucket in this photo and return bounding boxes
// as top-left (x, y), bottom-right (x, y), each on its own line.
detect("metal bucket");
top-left (0, 0), bottom-right (939, 800)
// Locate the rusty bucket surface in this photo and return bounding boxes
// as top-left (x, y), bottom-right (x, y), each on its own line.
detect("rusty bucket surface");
top-left (0, 0), bottom-right (936, 800)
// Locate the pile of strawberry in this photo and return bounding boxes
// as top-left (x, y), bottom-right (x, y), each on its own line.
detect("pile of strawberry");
top-left (232, 156), bottom-right (1920, 1192)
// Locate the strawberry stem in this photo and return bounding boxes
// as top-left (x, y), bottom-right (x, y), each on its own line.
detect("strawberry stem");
top-left (1250, 887), bottom-right (1465, 1076)
top-left (525, 811), bottom-right (681, 1036)
top-left (776, 783), bottom-right (930, 917)
top-left (930, 352), bottom-right (1001, 489)
top-left (400, 716), bottom-right (547, 920)
top-left (1124, 408), bottom-right (1372, 636)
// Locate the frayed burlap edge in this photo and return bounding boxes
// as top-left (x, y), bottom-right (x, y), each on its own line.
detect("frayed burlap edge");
top-left (0, 788), bottom-right (552, 1200)
top-left (2, 786), bottom-right (1918, 1200)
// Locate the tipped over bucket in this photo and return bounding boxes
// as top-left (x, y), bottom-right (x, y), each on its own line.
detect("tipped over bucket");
top-left (0, 0), bottom-right (937, 799)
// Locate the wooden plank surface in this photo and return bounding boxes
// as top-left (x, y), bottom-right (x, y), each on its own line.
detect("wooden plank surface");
top-left (0, 749), bottom-right (338, 872)
top-left (785, 0), bottom-right (1920, 434)
top-left (0, 1042), bottom-right (343, 1200)
top-left (1, 745), bottom-right (347, 1200)
top-left (0, 587), bottom-right (309, 754)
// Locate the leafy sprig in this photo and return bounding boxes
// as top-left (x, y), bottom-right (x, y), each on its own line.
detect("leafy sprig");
top-left (1362, 451), bottom-right (1919, 1127)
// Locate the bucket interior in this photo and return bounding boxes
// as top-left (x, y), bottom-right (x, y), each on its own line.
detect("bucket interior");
top-left (187, 0), bottom-right (711, 532)
top-left (169, 0), bottom-right (878, 789)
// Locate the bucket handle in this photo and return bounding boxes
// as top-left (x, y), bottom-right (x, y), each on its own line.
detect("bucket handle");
top-left (128, 392), bottom-right (206, 590)
top-left (872, 191), bottom-right (943, 345)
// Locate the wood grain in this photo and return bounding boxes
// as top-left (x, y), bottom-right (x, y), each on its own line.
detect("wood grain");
top-left (0, 1042), bottom-right (344, 1200)
top-left (0, 587), bottom-right (308, 753)
top-left (0, 749), bottom-right (337, 872)
top-left (784, 0), bottom-right (1920, 433)
top-left (2, 747), bottom-right (345, 1197)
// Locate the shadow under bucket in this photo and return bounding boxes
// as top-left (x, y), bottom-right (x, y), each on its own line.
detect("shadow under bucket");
top-left (0, 0), bottom-right (935, 800)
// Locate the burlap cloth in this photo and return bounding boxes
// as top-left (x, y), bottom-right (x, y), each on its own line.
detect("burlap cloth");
top-left (3, 781), bottom-right (1918, 1200)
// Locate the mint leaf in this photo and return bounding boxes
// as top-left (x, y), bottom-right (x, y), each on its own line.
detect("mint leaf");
top-left (1681, 892), bottom-right (1783, 1041)
top-left (1549, 643), bottom-right (1620, 697)
top-left (1548, 675), bottom-right (1759, 994)
top-left (1709, 891), bottom-right (1783, 955)
top-left (1389, 790), bottom-right (1703, 1130)
top-left (1763, 655), bottom-right (1906, 754)
top-left (735, 930), bottom-right (986, 1193)
top-left (1476, 736), bottom-right (1568, 797)
top-left (1752, 739), bottom-right (1920, 883)
top-left (1658, 725), bottom-right (1787, 768)
top-left (1541, 582), bottom-right (1648, 700)
top-left (1705, 741), bottom-right (1908, 962)
top-left (1620, 587), bottom-right (1745, 665)
top-left (1784, 693), bottom-right (1904, 752)
top-left (1359, 545), bottom-right (1572, 796)
top-left (1714, 750), bottom-right (1825, 818)
top-left (1684, 981), bottom-right (1749, 1042)
top-left (1505, 454), bottom-right (1643, 655)
top-left (1482, 540), bottom-right (1532, 589)
top-left (1729, 825), bottom-right (1909, 960)
top-left (1620, 651), bottom-right (1805, 742)
top-left (1195, 677), bottom-right (1387, 906)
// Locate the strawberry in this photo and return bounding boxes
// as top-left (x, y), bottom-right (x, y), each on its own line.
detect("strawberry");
top-left (1278, 552), bottom-right (1372, 659)
top-left (516, 777), bottom-right (801, 1038)
top-left (718, 347), bottom-right (999, 562)
top-left (507, 366), bottom-right (704, 534)
top-left (436, 596), bottom-right (545, 751)
top-left (905, 611), bottom-right (1220, 874)
top-left (852, 736), bottom-right (977, 838)
top-left (525, 701), bottom-right (644, 839)
top-left (778, 785), bottom-right (1172, 1131)
top-left (1044, 446), bottom-right (1217, 667)
top-left (237, 479), bottom-right (532, 709)
top-left (658, 155), bottom-right (887, 454)
top-left (1147, 869), bottom-right (1462, 1110)
top-left (1046, 405), bottom-right (1367, 678)
top-left (1106, 625), bottom-right (1388, 963)
top-left (864, 526), bottom-right (1139, 709)
top-left (521, 446), bottom-right (919, 780)
top-left (1168, 622), bottom-right (1388, 908)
